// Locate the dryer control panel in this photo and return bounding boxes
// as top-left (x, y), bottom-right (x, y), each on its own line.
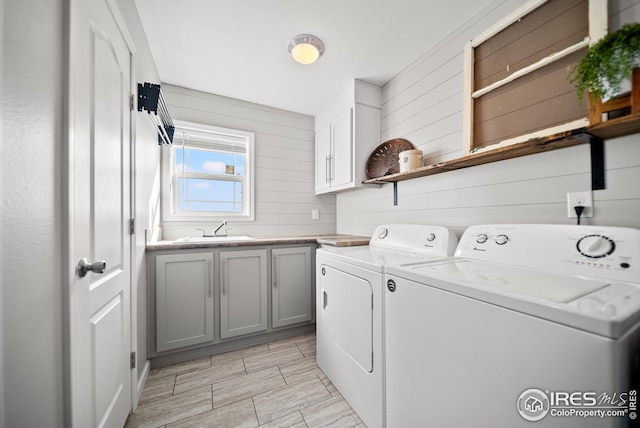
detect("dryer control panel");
top-left (369, 224), bottom-right (458, 256)
top-left (456, 224), bottom-right (640, 283)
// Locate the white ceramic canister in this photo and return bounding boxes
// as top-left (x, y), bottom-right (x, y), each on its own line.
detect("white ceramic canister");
top-left (399, 149), bottom-right (423, 172)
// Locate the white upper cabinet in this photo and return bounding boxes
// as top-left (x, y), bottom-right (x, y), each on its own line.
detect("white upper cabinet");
top-left (315, 79), bottom-right (381, 194)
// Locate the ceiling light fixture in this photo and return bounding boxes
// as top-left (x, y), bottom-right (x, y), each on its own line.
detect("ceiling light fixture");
top-left (287, 34), bottom-right (325, 65)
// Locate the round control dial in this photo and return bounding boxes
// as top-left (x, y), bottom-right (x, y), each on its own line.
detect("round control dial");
top-left (378, 228), bottom-right (388, 239)
top-left (577, 234), bottom-right (615, 259)
top-left (476, 234), bottom-right (488, 244)
top-left (426, 233), bottom-right (436, 242)
top-left (495, 234), bottom-right (509, 245)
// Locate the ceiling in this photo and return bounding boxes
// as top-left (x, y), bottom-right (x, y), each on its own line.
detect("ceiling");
top-left (135, 0), bottom-right (495, 116)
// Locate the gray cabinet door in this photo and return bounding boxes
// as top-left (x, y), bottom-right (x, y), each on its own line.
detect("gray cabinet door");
top-left (272, 247), bottom-right (312, 328)
top-left (156, 252), bottom-right (214, 352)
top-left (220, 249), bottom-right (268, 339)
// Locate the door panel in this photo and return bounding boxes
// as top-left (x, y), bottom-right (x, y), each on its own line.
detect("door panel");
top-left (318, 264), bottom-right (373, 372)
top-left (156, 253), bottom-right (214, 352)
top-left (220, 250), bottom-right (268, 339)
top-left (331, 108), bottom-right (353, 188)
top-left (272, 247), bottom-right (312, 328)
top-left (92, 295), bottom-right (125, 427)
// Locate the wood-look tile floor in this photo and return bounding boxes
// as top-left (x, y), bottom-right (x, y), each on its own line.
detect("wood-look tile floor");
top-left (125, 333), bottom-right (366, 428)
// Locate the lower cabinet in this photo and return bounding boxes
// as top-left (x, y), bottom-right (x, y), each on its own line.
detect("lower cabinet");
top-left (220, 249), bottom-right (268, 339)
top-left (150, 244), bottom-right (315, 358)
top-left (155, 252), bottom-right (214, 352)
top-left (272, 247), bottom-right (312, 328)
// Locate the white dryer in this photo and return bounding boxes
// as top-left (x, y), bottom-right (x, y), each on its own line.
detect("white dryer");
top-left (316, 224), bottom-right (458, 428)
top-left (385, 224), bottom-right (640, 428)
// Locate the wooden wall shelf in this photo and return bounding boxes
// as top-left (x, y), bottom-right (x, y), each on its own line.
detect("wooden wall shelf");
top-left (363, 114), bottom-right (640, 205)
top-left (363, 129), bottom-right (596, 185)
top-left (364, 114), bottom-right (639, 185)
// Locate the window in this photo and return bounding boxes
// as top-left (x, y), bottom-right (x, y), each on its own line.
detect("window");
top-left (163, 120), bottom-right (255, 222)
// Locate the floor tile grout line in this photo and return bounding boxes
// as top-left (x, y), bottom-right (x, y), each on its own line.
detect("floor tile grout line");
top-left (250, 396), bottom-right (260, 427)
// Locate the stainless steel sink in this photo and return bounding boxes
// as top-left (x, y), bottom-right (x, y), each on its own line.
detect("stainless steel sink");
top-left (173, 236), bottom-right (254, 243)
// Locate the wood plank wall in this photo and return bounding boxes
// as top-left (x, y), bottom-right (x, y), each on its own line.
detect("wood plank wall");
top-left (337, 0), bottom-right (640, 237)
top-left (162, 85), bottom-right (336, 239)
top-left (473, 0), bottom-right (589, 149)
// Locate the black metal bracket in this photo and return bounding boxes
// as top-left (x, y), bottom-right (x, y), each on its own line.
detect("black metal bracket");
top-left (393, 182), bottom-right (398, 206)
top-left (137, 82), bottom-right (174, 145)
top-left (589, 135), bottom-right (605, 190)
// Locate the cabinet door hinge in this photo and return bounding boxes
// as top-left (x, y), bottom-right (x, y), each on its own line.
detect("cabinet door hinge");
top-left (129, 218), bottom-right (136, 235)
top-left (130, 352), bottom-right (136, 369)
top-left (130, 94), bottom-right (135, 111)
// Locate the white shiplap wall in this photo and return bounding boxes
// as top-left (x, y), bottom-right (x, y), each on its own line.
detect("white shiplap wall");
top-left (162, 85), bottom-right (336, 239)
top-left (338, 0), bottom-right (640, 238)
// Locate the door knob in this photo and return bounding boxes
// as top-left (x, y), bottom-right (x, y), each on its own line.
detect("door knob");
top-left (77, 258), bottom-right (106, 277)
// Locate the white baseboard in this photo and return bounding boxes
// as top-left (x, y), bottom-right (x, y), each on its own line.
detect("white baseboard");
top-left (133, 360), bottom-right (150, 410)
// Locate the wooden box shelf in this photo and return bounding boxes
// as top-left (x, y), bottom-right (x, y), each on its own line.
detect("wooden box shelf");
top-left (589, 68), bottom-right (640, 128)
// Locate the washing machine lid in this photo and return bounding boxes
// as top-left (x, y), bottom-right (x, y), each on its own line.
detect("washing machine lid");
top-left (411, 259), bottom-right (607, 303)
top-left (389, 259), bottom-right (640, 339)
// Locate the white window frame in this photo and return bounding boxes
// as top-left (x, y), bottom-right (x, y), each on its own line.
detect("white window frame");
top-left (462, 0), bottom-right (608, 155)
top-left (162, 120), bottom-right (255, 222)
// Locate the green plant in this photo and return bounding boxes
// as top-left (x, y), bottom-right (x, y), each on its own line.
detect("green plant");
top-left (572, 22), bottom-right (640, 102)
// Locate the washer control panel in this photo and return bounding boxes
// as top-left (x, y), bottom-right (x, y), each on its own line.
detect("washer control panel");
top-left (456, 224), bottom-right (640, 283)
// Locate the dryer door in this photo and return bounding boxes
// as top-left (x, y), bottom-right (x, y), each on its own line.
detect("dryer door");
top-left (318, 264), bottom-right (373, 372)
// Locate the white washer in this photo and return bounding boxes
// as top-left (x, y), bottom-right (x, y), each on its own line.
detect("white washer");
top-left (385, 224), bottom-right (640, 428)
top-left (316, 224), bottom-right (458, 428)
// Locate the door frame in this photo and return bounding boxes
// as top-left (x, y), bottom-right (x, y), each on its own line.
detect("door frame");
top-left (63, 0), bottom-right (139, 424)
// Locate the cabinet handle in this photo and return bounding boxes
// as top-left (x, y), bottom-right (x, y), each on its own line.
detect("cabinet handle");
top-left (207, 259), bottom-right (212, 298)
top-left (222, 259), bottom-right (227, 296)
top-left (272, 256), bottom-right (277, 288)
top-left (329, 154), bottom-right (334, 181)
top-left (325, 155), bottom-right (331, 183)
top-left (323, 290), bottom-right (328, 309)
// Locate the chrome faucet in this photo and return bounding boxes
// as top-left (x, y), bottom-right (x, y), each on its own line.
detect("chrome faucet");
top-left (196, 220), bottom-right (228, 237)
top-left (213, 220), bottom-right (228, 236)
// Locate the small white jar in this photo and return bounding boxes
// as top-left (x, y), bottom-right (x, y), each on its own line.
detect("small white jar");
top-left (399, 149), bottom-right (423, 172)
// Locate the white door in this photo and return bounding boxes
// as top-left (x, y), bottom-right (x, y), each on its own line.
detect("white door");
top-left (68, 0), bottom-right (133, 426)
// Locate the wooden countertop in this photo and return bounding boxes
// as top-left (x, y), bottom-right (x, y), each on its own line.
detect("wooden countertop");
top-left (146, 234), bottom-right (370, 251)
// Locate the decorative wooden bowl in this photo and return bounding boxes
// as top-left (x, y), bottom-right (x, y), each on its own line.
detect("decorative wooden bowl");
top-left (366, 138), bottom-right (415, 179)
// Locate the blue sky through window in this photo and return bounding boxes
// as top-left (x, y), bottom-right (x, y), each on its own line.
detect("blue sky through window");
top-left (175, 147), bottom-right (245, 212)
